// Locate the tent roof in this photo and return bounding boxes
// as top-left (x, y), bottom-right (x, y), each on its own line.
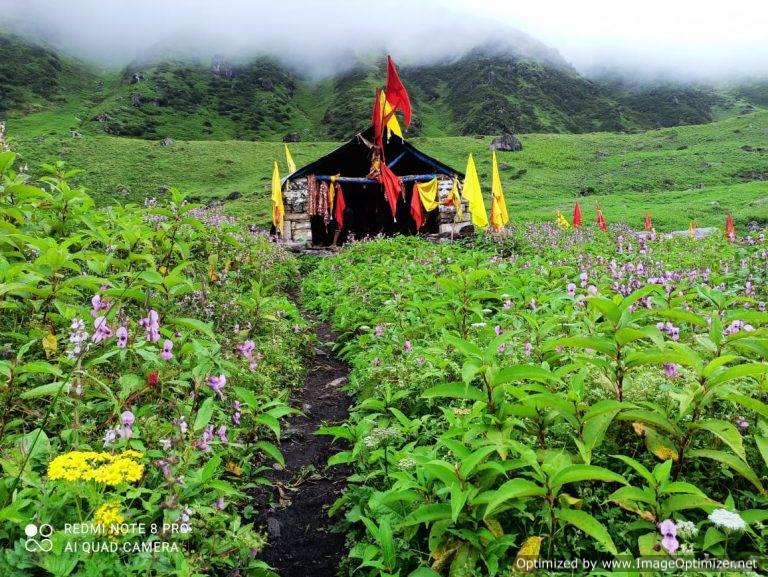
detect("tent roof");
top-left (284, 127), bottom-right (463, 184)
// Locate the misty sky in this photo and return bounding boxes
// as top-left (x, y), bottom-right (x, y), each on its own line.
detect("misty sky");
top-left (3, 0), bottom-right (768, 79)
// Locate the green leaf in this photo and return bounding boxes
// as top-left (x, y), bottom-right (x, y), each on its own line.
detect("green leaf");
top-left (549, 464), bottom-right (626, 492)
top-left (612, 455), bottom-right (656, 488)
top-left (400, 504), bottom-right (452, 527)
top-left (661, 494), bottom-right (719, 515)
top-left (689, 419), bottom-right (746, 460)
top-left (422, 382), bottom-right (485, 402)
top-left (587, 297), bottom-right (621, 324)
top-left (484, 478), bottom-right (546, 518)
top-left (686, 449), bottom-right (764, 493)
top-left (493, 364), bottom-right (561, 386)
top-left (556, 508), bottom-right (618, 555)
top-left (169, 317), bottom-right (215, 338)
top-left (707, 362), bottom-right (768, 388)
top-left (254, 441), bottom-right (284, 466)
top-left (234, 386), bottom-right (260, 410)
top-left (193, 397), bottom-right (215, 432)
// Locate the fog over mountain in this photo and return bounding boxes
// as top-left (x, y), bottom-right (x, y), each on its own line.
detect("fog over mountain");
top-left (2, 0), bottom-right (767, 81)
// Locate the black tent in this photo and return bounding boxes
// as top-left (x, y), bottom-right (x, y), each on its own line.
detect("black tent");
top-left (283, 127), bottom-right (463, 244)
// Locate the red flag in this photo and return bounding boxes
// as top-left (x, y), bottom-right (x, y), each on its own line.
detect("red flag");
top-left (385, 55), bottom-right (412, 127)
top-left (334, 185), bottom-right (346, 230)
top-left (596, 204), bottom-right (607, 231)
top-left (644, 211), bottom-right (652, 231)
top-left (379, 162), bottom-right (401, 219)
top-left (572, 202), bottom-right (582, 228)
top-left (725, 213), bottom-right (736, 241)
top-left (410, 183), bottom-right (425, 230)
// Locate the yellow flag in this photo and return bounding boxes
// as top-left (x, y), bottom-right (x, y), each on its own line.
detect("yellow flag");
top-left (284, 144), bottom-right (296, 174)
top-left (380, 91), bottom-right (403, 141)
top-left (556, 210), bottom-right (570, 230)
top-left (461, 153), bottom-right (488, 228)
top-left (446, 177), bottom-right (463, 219)
top-left (489, 150), bottom-right (509, 230)
top-left (415, 178), bottom-right (439, 211)
top-left (271, 161), bottom-right (284, 234)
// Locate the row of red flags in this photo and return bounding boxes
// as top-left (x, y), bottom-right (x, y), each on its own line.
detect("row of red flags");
top-left (571, 201), bottom-right (738, 240)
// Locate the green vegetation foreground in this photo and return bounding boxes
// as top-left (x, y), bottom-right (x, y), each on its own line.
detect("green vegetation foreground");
top-left (303, 230), bottom-right (768, 574)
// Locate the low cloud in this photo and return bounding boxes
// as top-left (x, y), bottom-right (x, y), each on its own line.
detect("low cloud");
top-left (2, 0), bottom-right (767, 80)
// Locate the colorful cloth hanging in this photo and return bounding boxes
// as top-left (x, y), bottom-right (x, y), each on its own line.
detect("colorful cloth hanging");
top-left (415, 178), bottom-right (439, 211)
top-left (441, 178), bottom-right (463, 220)
top-left (644, 211), bottom-right (653, 231)
top-left (573, 202), bottom-right (583, 228)
top-left (726, 214), bottom-right (736, 241)
top-left (334, 185), bottom-right (346, 230)
top-left (410, 183), bottom-right (425, 230)
top-left (379, 162), bottom-right (402, 219)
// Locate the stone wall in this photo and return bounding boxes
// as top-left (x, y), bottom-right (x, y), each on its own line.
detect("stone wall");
top-left (282, 175), bottom-right (471, 242)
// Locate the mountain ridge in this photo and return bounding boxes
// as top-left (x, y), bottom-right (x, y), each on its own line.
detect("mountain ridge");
top-left (1, 32), bottom-right (765, 141)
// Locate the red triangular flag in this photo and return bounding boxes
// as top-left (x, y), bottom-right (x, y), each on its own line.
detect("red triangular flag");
top-left (644, 211), bottom-right (652, 231)
top-left (596, 204), bottom-right (607, 231)
top-left (725, 214), bottom-right (736, 241)
top-left (334, 185), bottom-right (346, 230)
top-left (572, 202), bottom-right (582, 228)
top-left (385, 55), bottom-right (412, 127)
top-left (410, 183), bottom-right (425, 230)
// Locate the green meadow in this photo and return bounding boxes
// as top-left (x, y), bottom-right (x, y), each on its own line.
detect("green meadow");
top-left (7, 108), bottom-right (768, 230)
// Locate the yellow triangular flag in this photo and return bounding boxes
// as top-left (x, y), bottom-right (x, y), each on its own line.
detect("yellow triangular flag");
top-left (380, 91), bottom-right (403, 141)
top-left (447, 177), bottom-right (463, 220)
top-left (284, 144), bottom-right (297, 174)
top-left (271, 161), bottom-right (284, 235)
top-left (489, 150), bottom-right (509, 230)
top-left (461, 154), bottom-right (488, 228)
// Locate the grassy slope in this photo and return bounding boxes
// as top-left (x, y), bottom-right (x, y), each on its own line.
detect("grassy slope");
top-left (7, 110), bottom-right (768, 230)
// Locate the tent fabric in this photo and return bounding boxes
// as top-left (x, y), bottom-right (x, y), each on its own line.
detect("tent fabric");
top-left (284, 127), bottom-right (462, 183)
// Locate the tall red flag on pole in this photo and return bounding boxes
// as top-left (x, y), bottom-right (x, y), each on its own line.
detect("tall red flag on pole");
top-left (725, 214), bottom-right (736, 241)
top-left (572, 201), bottom-right (583, 228)
top-left (385, 55), bottom-right (412, 127)
top-left (644, 211), bottom-right (652, 231)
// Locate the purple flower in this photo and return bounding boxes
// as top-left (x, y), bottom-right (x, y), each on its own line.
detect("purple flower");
top-left (236, 340), bottom-right (258, 371)
top-left (213, 497), bottom-right (226, 511)
top-left (161, 339), bottom-right (174, 361)
top-left (566, 283), bottom-right (576, 297)
top-left (91, 294), bottom-right (108, 318)
top-left (658, 519), bottom-right (679, 553)
top-left (196, 425), bottom-right (214, 452)
top-left (118, 410), bottom-right (134, 439)
top-left (217, 425), bottom-right (228, 444)
top-left (374, 324), bottom-right (385, 337)
top-left (497, 342), bottom-right (507, 353)
top-left (664, 363), bottom-right (678, 379)
top-left (174, 416), bottom-right (188, 435)
top-left (208, 374), bottom-right (227, 398)
top-left (579, 272), bottom-right (588, 287)
top-left (232, 401), bottom-right (242, 426)
top-left (403, 340), bottom-right (412, 353)
top-left (116, 326), bottom-right (128, 348)
top-left (139, 309), bottom-right (161, 342)
top-left (524, 342), bottom-right (533, 356)
top-left (92, 316), bottom-right (113, 343)
top-left (587, 285), bottom-right (598, 296)
top-left (494, 325), bottom-right (503, 336)
top-left (503, 299), bottom-right (513, 309)
top-left (736, 417), bottom-right (749, 430)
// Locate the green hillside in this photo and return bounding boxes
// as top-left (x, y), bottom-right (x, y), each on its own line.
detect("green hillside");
top-left (8, 109), bottom-right (768, 230)
top-left (2, 32), bottom-right (763, 142)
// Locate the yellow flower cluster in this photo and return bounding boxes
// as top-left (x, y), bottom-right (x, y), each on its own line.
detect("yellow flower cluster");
top-left (47, 450), bottom-right (145, 486)
top-left (94, 502), bottom-right (125, 527)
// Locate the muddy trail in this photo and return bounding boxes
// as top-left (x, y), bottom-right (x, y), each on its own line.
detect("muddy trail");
top-left (257, 319), bottom-right (352, 577)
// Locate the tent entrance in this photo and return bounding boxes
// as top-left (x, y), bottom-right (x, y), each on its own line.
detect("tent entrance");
top-left (309, 181), bottom-right (438, 246)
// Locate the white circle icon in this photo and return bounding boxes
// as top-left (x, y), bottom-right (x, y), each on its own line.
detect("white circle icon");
top-left (24, 524), bottom-right (37, 537)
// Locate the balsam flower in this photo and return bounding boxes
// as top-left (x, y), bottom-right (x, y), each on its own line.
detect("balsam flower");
top-left (208, 374), bottom-right (226, 398)
top-left (116, 326), bottom-right (128, 348)
top-left (161, 339), bottom-right (174, 361)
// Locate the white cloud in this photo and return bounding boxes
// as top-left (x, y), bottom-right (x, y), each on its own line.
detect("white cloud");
top-left (2, 0), bottom-right (767, 79)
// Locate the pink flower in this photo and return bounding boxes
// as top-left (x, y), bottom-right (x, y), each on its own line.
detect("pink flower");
top-left (116, 326), bottom-right (128, 348)
top-left (403, 340), bottom-right (412, 353)
top-left (494, 325), bottom-right (503, 336)
top-left (139, 309), bottom-right (161, 342)
top-left (658, 519), bottom-right (679, 554)
top-left (91, 294), bottom-right (108, 317)
top-left (213, 497), bottom-right (226, 511)
top-left (92, 316), bottom-right (113, 343)
top-left (208, 374), bottom-right (226, 398)
top-left (736, 417), bottom-right (749, 430)
top-left (524, 342), bottom-right (533, 356)
top-left (566, 283), bottom-right (576, 297)
top-left (497, 342), bottom-right (507, 353)
top-left (664, 363), bottom-right (678, 379)
top-left (162, 339), bottom-right (174, 361)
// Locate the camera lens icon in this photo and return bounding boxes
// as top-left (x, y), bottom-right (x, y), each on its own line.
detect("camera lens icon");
top-left (24, 523), bottom-right (54, 552)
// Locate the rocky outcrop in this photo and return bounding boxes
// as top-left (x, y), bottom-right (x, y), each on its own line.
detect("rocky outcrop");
top-left (282, 133), bottom-right (301, 143)
top-left (490, 133), bottom-right (523, 151)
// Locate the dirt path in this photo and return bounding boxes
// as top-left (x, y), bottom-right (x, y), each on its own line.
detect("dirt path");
top-left (258, 320), bottom-right (351, 576)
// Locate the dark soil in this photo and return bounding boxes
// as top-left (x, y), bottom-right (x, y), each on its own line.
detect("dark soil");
top-left (257, 321), bottom-right (351, 576)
